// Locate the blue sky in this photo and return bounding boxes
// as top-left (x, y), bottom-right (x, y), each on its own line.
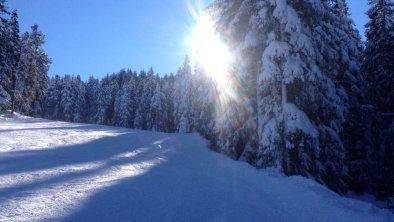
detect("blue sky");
top-left (8, 0), bottom-right (369, 79)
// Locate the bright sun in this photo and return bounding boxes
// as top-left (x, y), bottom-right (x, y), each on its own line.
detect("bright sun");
top-left (189, 14), bottom-right (233, 88)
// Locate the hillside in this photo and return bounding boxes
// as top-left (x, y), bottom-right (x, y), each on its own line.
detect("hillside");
top-left (0, 113), bottom-right (393, 222)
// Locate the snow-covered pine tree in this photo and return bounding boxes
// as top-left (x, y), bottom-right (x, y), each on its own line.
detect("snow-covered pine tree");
top-left (128, 70), bottom-right (139, 128)
top-left (145, 71), bottom-right (158, 131)
top-left (172, 68), bottom-right (183, 131)
top-left (0, 0), bottom-right (10, 110)
top-left (60, 75), bottom-right (74, 121)
top-left (113, 70), bottom-right (135, 128)
top-left (72, 75), bottom-right (86, 122)
top-left (364, 0), bottom-right (394, 114)
top-left (43, 75), bottom-right (62, 119)
top-left (173, 57), bottom-right (193, 133)
top-left (193, 64), bottom-right (217, 141)
top-left (207, 0), bottom-right (260, 161)
top-left (84, 76), bottom-right (100, 123)
top-left (96, 74), bottom-right (118, 125)
top-left (363, 0), bottom-right (394, 205)
top-left (161, 74), bottom-right (176, 132)
top-left (134, 68), bottom-right (156, 130)
top-left (320, 0), bottom-right (371, 193)
top-left (210, 0), bottom-right (349, 192)
top-left (150, 81), bottom-right (165, 131)
top-left (6, 10), bottom-right (20, 114)
top-left (133, 70), bottom-right (146, 129)
top-left (16, 25), bottom-right (50, 115)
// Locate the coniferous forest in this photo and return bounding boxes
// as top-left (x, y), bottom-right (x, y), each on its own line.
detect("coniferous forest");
top-left (1, 0), bottom-right (393, 209)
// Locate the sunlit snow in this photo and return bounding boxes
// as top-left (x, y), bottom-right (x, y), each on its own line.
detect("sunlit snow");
top-left (0, 114), bottom-right (392, 222)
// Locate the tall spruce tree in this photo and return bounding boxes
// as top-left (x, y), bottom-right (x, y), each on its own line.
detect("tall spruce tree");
top-left (314, 0), bottom-right (370, 193)
top-left (7, 10), bottom-right (20, 114)
top-left (16, 25), bottom-right (50, 115)
top-left (0, 0), bottom-right (9, 109)
top-left (150, 81), bottom-right (164, 131)
top-left (363, 0), bottom-right (394, 206)
top-left (193, 64), bottom-right (217, 142)
top-left (84, 76), bottom-right (99, 123)
top-left (113, 72), bottom-right (135, 128)
top-left (161, 74), bottom-right (176, 132)
top-left (173, 57), bottom-right (193, 133)
top-left (209, 0), bottom-right (354, 192)
top-left (72, 75), bottom-right (86, 122)
top-left (43, 75), bottom-right (62, 119)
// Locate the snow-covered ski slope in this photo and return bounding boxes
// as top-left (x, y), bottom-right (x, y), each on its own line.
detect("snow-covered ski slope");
top-left (0, 114), bottom-right (393, 222)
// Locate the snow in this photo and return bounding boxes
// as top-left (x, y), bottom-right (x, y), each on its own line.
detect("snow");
top-left (0, 113), bottom-right (393, 222)
top-left (284, 102), bottom-right (318, 137)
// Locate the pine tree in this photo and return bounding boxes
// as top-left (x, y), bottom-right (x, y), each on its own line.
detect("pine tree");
top-left (96, 74), bottom-right (118, 125)
top-left (43, 75), bottom-right (62, 119)
top-left (6, 10), bottom-right (20, 114)
top-left (320, 0), bottom-right (372, 193)
top-left (161, 74), bottom-right (176, 132)
top-left (193, 64), bottom-right (217, 140)
top-left (150, 81), bottom-right (164, 131)
top-left (363, 0), bottom-right (394, 206)
top-left (113, 71), bottom-right (135, 127)
top-left (208, 0), bottom-right (260, 161)
top-left (134, 68), bottom-right (156, 130)
top-left (364, 0), bottom-right (394, 113)
top-left (72, 75), bottom-right (86, 122)
top-left (210, 0), bottom-right (350, 192)
top-left (60, 75), bottom-right (74, 121)
top-left (16, 25), bottom-right (50, 115)
top-left (84, 76), bottom-right (99, 123)
top-left (133, 70), bottom-right (146, 129)
top-left (0, 5), bottom-right (50, 115)
top-left (173, 57), bottom-right (193, 133)
top-left (0, 0), bottom-right (9, 109)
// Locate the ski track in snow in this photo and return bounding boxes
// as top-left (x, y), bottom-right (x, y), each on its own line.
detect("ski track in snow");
top-left (0, 114), bottom-right (393, 222)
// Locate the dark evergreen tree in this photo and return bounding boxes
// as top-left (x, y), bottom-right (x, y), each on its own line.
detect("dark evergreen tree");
top-left (0, 0), bottom-right (9, 109)
top-left (72, 75), bottom-right (85, 122)
top-left (161, 74), bottom-right (176, 132)
top-left (134, 68), bottom-right (156, 130)
top-left (150, 81), bottom-right (164, 131)
top-left (60, 75), bottom-right (74, 121)
top-left (84, 76), bottom-right (99, 123)
top-left (209, 0), bottom-right (359, 192)
top-left (363, 0), bottom-right (394, 207)
top-left (113, 70), bottom-right (135, 127)
top-left (96, 74), bottom-right (118, 125)
top-left (16, 25), bottom-right (50, 115)
top-left (43, 75), bottom-right (62, 119)
top-left (6, 10), bottom-right (20, 114)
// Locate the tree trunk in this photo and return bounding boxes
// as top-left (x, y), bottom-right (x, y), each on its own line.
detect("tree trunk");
top-left (11, 74), bottom-right (16, 116)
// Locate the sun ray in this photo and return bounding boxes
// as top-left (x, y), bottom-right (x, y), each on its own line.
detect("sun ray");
top-left (187, 2), bottom-right (234, 96)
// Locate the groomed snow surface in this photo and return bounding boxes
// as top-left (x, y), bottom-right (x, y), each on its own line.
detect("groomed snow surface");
top-left (0, 113), bottom-right (393, 222)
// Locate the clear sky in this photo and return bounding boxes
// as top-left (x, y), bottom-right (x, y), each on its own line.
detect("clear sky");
top-left (8, 0), bottom-right (369, 79)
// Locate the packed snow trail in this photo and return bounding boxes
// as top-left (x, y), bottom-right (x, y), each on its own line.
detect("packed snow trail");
top-left (0, 114), bottom-right (393, 222)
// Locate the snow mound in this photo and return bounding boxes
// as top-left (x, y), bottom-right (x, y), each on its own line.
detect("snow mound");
top-left (0, 116), bottom-right (393, 222)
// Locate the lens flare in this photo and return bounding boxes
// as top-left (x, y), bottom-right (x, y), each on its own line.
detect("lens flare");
top-left (186, 0), bottom-right (238, 116)
top-left (186, 0), bottom-right (234, 91)
top-left (189, 14), bottom-right (233, 90)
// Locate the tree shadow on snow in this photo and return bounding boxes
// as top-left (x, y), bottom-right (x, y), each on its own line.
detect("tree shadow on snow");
top-left (0, 129), bottom-right (174, 207)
